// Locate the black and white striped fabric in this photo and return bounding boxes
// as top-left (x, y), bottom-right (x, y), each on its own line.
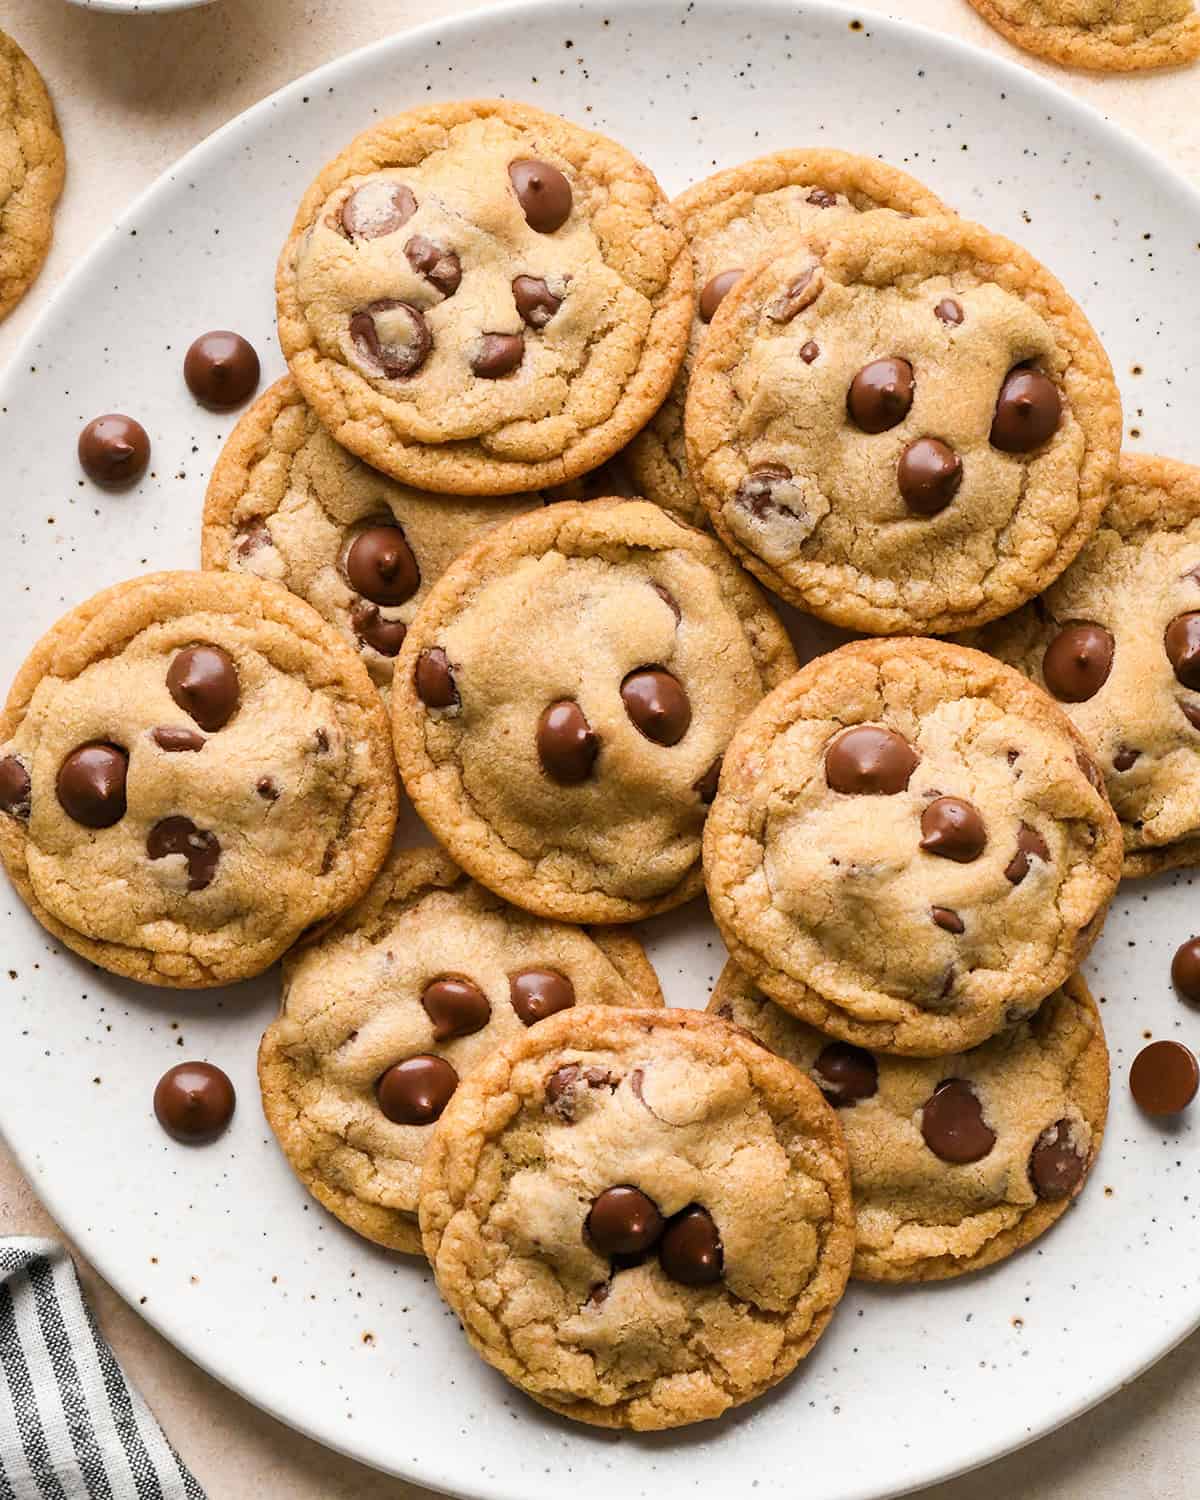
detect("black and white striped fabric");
top-left (0, 1240), bottom-right (204, 1499)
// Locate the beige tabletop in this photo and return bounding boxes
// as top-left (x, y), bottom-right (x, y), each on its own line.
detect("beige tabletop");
top-left (0, 0), bottom-right (1198, 1495)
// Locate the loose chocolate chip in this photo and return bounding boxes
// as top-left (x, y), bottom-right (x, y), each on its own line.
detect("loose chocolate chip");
top-left (659, 1206), bottom-right (723, 1286)
top-left (471, 332), bottom-right (525, 379)
top-left (813, 1042), bottom-right (878, 1106)
top-left (147, 816), bottom-right (220, 891)
top-left (351, 603), bottom-right (407, 657)
top-left (990, 367), bottom-right (1062, 453)
top-left (0, 756), bottom-right (30, 820)
top-left (1041, 623), bottom-right (1114, 702)
top-left (1165, 613), bottom-right (1200, 689)
top-left (184, 332), bottom-right (260, 409)
top-left (1029, 1118), bottom-right (1085, 1200)
top-left (847, 357), bottom-right (914, 434)
top-left (698, 269), bottom-right (743, 323)
top-left (509, 159), bottom-right (572, 232)
top-left (1172, 938), bottom-right (1200, 1005)
top-left (921, 1079), bottom-right (996, 1163)
top-left (766, 267), bottom-right (822, 322)
top-left (376, 1055), bottom-right (459, 1125)
top-left (1004, 822), bottom-right (1049, 885)
top-left (931, 906), bottom-right (965, 934)
top-left (153, 1061), bottom-right (235, 1144)
top-left (513, 275), bottom-right (562, 329)
top-left (537, 700), bottom-right (598, 783)
top-left (734, 463), bottom-right (798, 519)
top-left (585, 1186), bottom-right (664, 1257)
top-left (78, 414), bottom-right (151, 486)
top-left (350, 300), bottom-right (432, 379)
top-left (256, 776), bottom-right (279, 801)
top-left (414, 648), bottom-right (458, 709)
top-left (345, 524), bottom-right (419, 605)
top-left (694, 756), bottom-right (722, 805)
top-left (56, 743), bottom-right (128, 828)
top-left (807, 188), bottom-right (837, 208)
top-left (341, 180), bottom-right (417, 240)
top-left (920, 796), bottom-right (986, 863)
top-left (1130, 1040), bottom-right (1199, 1116)
top-left (898, 437), bottom-right (963, 516)
top-left (935, 298), bottom-right (964, 325)
top-left (404, 234), bottom-right (461, 296)
top-left (620, 667), bottom-right (691, 746)
top-left (167, 645), bottom-right (240, 732)
top-left (1113, 746), bottom-right (1140, 772)
top-left (151, 726), bottom-right (205, 753)
top-left (825, 725), bottom-right (918, 795)
top-left (799, 340), bottom-right (820, 364)
top-left (510, 968), bottom-right (576, 1025)
top-left (421, 976), bottom-right (491, 1042)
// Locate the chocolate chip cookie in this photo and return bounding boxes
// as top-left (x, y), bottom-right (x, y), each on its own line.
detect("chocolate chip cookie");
top-left (259, 846), bottom-right (662, 1253)
top-left (685, 213), bottom-right (1122, 635)
top-left (391, 499), bottom-right (797, 923)
top-left (0, 572), bottom-right (397, 986)
top-left (0, 31), bottom-right (65, 321)
top-left (626, 149), bottom-right (947, 527)
top-left (419, 1006), bottom-right (854, 1428)
top-left (710, 963), bottom-right (1108, 1281)
top-left (704, 638), bottom-right (1122, 1055)
top-left (202, 377), bottom-right (539, 691)
top-left (970, 454), bottom-right (1200, 877)
top-left (276, 99), bottom-right (692, 495)
top-left (966, 0), bottom-right (1200, 70)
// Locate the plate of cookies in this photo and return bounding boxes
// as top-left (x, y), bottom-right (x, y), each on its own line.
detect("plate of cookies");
top-left (1, 0), bottom-right (1198, 1496)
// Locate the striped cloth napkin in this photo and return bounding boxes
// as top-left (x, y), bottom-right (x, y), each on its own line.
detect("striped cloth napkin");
top-left (0, 1240), bottom-right (204, 1499)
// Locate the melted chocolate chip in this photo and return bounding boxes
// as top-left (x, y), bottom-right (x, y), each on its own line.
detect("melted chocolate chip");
top-left (183, 332), bottom-right (260, 408)
top-left (1113, 747), bottom-right (1140, 772)
top-left (153, 1061), bottom-right (235, 1143)
top-left (1130, 1040), bottom-right (1199, 1116)
top-left (147, 816), bottom-right (220, 891)
top-left (350, 300), bottom-right (432, 379)
top-left (421, 976), bottom-right (491, 1042)
top-left (921, 1079), bottom-right (996, 1163)
top-left (256, 776), bottom-right (279, 801)
top-left (1172, 937), bottom-right (1200, 1005)
top-left (734, 463), bottom-right (798, 519)
top-left (1005, 823), bottom-right (1049, 885)
top-left (537, 701), bottom-right (598, 783)
top-left (659, 1206), bottom-right (723, 1286)
top-left (56, 743), bottom-right (128, 828)
top-left (1165, 613), bottom-right (1200, 689)
top-left (1042, 623), bottom-right (1114, 702)
top-left (235, 524), bottom-right (271, 560)
top-left (341, 180), bottom-right (416, 240)
top-left (510, 969), bottom-right (576, 1025)
top-left (351, 603), bottom-right (407, 657)
top-left (471, 333), bottom-right (525, 379)
top-left (1180, 701), bottom-right (1200, 732)
top-left (404, 234), bottom-right (461, 297)
top-left (585, 1186), bottom-right (664, 1257)
top-left (990, 367), bottom-right (1062, 453)
top-left (799, 340), bottom-right (820, 364)
top-left (151, 726), bottom-right (205, 753)
top-left (512, 276), bottom-right (562, 328)
top-left (766, 267), bottom-right (822, 323)
top-left (376, 1055), bottom-right (459, 1125)
top-left (813, 1042), bottom-right (878, 1106)
top-left (414, 648), bottom-right (458, 709)
top-left (0, 755), bottom-right (30, 819)
top-left (1029, 1119), bottom-right (1085, 1201)
top-left (78, 414), bottom-right (151, 486)
top-left (807, 188), bottom-right (837, 208)
top-left (509, 159), bottom-right (572, 233)
top-left (545, 1063), bottom-right (614, 1121)
top-left (698, 269), bottom-right (742, 323)
top-left (651, 582), bottom-right (681, 622)
top-left (345, 524), bottom-right (419, 605)
top-left (620, 668), bottom-right (691, 746)
top-left (931, 906), bottom-right (965, 934)
top-left (935, 298), bottom-right (964, 325)
top-left (919, 796), bottom-right (986, 863)
top-left (847, 358), bottom-right (914, 434)
top-left (825, 725), bottom-right (918, 795)
top-left (694, 756), bottom-right (722, 805)
top-left (898, 438), bottom-right (963, 516)
top-left (167, 645), bottom-right (239, 732)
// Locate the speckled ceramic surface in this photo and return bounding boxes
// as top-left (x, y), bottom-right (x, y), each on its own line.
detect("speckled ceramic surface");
top-left (0, 2), bottom-right (1197, 1496)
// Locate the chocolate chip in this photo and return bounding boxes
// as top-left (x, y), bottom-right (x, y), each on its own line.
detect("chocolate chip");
top-left (620, 667), bottom-right (691, 746)
top-left (153, 1061), bottom-right (235, 1144)
top-left (545, 1063), bottom-right (613, 1121)
top-left (1165, 613), bottom-right (1200, 689)
top-left (734, 463), bottom-right (799, 519)
top-left (659, 1206), bottom-right (723, 1286)
top-left (167, 645), bottom-right (239, 732)
top-left (935, 298), bottom-right (964, 325)
top-left (147, 816), bottom-right (220, 891)
top-left (56, 743), bottom-right (127, 828)
top-left (585, 1186), bottom-right (664, 1257)
top-left (1041, 623), bottom-right (1114, 702)
top-left (512, 275), bottom-right (562, 329)
top-left (813, 1042), bottom-right (878, 1106)
top-left (341, 180), bottom-right (417, 240)
top-left (256, 776), bottom-right (279, 801)
top-left (421, 976), bottom-right (491, 1042)
top-left (376, 1055), bottom-right (458, 1125)
top-left (510, 969), bottom-right (575, 1025)
top-left (694, 756), bottom-right (722, 805)
top-left (1130, 1040), bottom-right (1199, 1116)
top-left (825, 725), bottom-right (918, 795)
top-left (1173, 938), bottom-right (1200, 1005)
top-left (351, 603), bottom-right (407, 657)
top-left (78, 414), bottom-right (151, 486)
top-left (235, 524), bottom-right (270, 560)
top-left (1113, 747), bottom-right (1140, 772)
top-left (1076, 748), bottom-right (1105, 793)
top-left (898, 438), bottom-right (963, 516)
top-left (414, 648), bottom-right (458, 709)
top-left (931, 906), bottom-right (965, 934)
top-left (921, 1079), bottom-right (996, 1163)
top-left (350, 300), bottom-right (432, 379)
top-left (990, 367), bottom-right (1062, 453)
top-left (345, 524), bottom-right (419, 605)
top-left (471, 333), bottom-right (525, 378)
top-left (537, 701), bottom-right (598, 783)
top-left (183, 331), bottom-right (260, 408)
top-left (847, 357), bottom-right (914, 434)
top-left (807, 188), bottom-right (837, 208)
top-left (766, 267), bottom-right (822, 322)
top-left (1004, 822), bottom-right (1049, 885)
top-left (920, 796), bottom-right (986, 863)
top-left (698, 269), bottom-right (742, 323)
top-left (1181, 702), bottom-right (1200, 732)
top-left (799, 340), bottom-right (820, 364)
top-left (151, 727), bottom-right (205, 753)
top-left (509, 159), bottom-right (572, 232)
top-left (651, 582), bottom-right (681, 622)
top-left (1029, 1119), bottom-right (1085, 1200)
top-left (404, 234), bottom-right (461, 296)
top-left (314, 728), bottom-right (330, 754)
top-left (0, 756), bottom-right (30, 820)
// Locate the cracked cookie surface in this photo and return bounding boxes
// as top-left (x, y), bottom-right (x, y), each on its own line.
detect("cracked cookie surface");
top-left (0, 571), bottom-right (397, 987)
top-left (703, 638), bottom-right (1122, 1055)
top-left (419, 1005), bottom-right (854, 1429)
top-left (710, 963), bottom-right (1108, 1281)
top-left (259, 846), bottom-right (662, 1254)
top-left (970, 454), bottom-right (1200, 877)
top-left (277, 99), bottom-right (692, 495)
top-left (626, 148), bottom-right (947, 527)
top-left (391, 499), bottom-right (797, 923)
top-left (966, 0), bottom-right (1200, 69)
top-left (685, 213), bottom-right (1121, 634)
top-left (0, 31), bottom-right (65, 322)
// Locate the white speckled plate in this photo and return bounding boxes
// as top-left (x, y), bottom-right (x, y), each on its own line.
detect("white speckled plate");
top-left (64, 0), bottom-right (215, 14)
top-left (0, 1), bottom-right (1198, 1496)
